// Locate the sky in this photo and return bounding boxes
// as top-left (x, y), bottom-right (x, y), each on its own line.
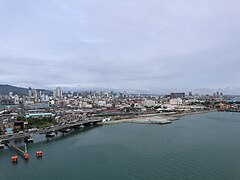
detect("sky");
top-left (0, 0), bottom-right (240, 94)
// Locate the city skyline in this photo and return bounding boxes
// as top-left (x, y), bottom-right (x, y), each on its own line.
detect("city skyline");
top-left (0, 84), bottom-right (237, 97)
top-left (1, 0), bottom-right (240, 94)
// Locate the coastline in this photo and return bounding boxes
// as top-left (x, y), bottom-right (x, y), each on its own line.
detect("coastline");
top-left (170, 109), bottom-right (217, 117)
top-left (98, 110), bottom-right (218, 125)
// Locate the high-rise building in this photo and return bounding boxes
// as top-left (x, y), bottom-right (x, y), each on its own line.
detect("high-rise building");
top-left (41, 94), bottom-right (49, 102)
top-left (28, 87), bottom-right (38, 100)
top-left (53, 87), bottom-right (62, 98)
top-left (28, 87), bottom-right (32, 98)
top-left (9, 92), bottom-right (13, 98)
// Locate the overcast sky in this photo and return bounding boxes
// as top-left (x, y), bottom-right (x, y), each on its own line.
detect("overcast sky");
top-left (0, 0), bottom-right (240, 94)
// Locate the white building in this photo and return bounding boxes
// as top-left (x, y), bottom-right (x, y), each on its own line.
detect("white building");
top-left (143, 99), bottom-right (156, 107)
top-left (98, 100), bottom-right (107, 107)
top-left (80, 101), bottom-right (92, 108)
top-left (9, 92), bottom-right (13, 98)
top-left (41, 94), bottom-right (49, 102)
top-left (169, 98), bottom-right (183, 105)
top-left (13, 94), bottom-right (19, 104)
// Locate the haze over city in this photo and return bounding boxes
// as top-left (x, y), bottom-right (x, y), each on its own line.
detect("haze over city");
top-left (0, 0), bottom-right (240, 94)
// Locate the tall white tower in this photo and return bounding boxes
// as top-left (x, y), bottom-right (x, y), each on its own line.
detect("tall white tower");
top-left (54, 87), bottom-right (62, 98)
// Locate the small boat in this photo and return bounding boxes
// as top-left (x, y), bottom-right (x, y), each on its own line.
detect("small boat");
top-left (159, 120), bottom-right (172, 125)
top-left (24, 135), bottom-right (34, 143)
top-left (75, 124), bottom-right (84, 129)
top-left (61, 128), bottom-right (70, 133)
top-left (46, 131), bottom-right (55, 137)
top-left (80, 125), bottom-right (85, 129)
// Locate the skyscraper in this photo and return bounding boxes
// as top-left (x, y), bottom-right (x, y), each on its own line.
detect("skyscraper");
top-left (53, 87), bottom-right (63, 98)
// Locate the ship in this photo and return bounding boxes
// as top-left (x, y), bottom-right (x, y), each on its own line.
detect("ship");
top-left (46, 131), bottom-right (55, 137)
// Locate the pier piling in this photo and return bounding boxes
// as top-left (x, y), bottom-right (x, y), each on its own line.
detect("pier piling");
top-left (4, 141), bottom-right (29, 160)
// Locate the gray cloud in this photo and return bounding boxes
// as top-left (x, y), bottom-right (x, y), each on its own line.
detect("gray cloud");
top-left (0, 0), bottom-right (240, 94)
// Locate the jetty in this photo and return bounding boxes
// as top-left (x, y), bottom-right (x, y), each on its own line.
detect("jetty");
top-left (3, 140), bottom-right (29, 160)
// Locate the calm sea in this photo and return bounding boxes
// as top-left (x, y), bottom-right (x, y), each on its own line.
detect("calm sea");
top-left (0, 112), bottom-right (240, 180)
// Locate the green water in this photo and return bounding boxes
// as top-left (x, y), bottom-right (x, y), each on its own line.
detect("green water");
top-left (1, 112), bottom-right (240, 180)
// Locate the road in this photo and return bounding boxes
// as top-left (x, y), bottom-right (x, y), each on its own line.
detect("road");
top-left (0, 117), bottom-right (103, 141)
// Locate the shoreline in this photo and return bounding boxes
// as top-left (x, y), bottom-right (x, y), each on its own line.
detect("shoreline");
top-left (98, 110), bottom-right (218, 125)
top-left (170, 109), bottom-right (217, 117)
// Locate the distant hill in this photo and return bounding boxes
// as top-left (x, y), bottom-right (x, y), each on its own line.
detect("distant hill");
top-left (0, 84), bottom-right (52, 95)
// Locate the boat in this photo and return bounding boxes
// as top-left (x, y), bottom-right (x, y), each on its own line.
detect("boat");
top-left (73, 125), bottom-right (84, 129)
top-left (24, 135), bottom-right (34, 143)
top-left (159, 120), bottom-right (172, 125)
top-left (80, 125), bottom-right (85, 129)
top-left (46, 131), bottom-right (55, 137)
top-left (61, 128), bottom-right (71, 133)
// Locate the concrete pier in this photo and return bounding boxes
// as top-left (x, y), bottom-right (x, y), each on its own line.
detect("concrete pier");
top-left (3, 141), bottom-right (29, 159)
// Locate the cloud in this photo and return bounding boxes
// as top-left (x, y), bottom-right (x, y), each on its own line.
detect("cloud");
top-left (0, 0), bottom-right (240, 94)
